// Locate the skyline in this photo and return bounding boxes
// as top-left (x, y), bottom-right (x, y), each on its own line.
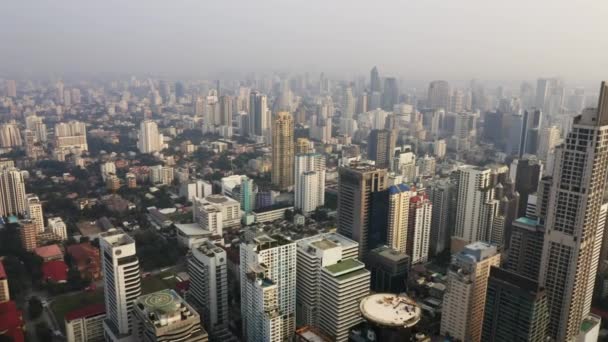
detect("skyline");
top-left (2, 0), bottom-right (608, 81)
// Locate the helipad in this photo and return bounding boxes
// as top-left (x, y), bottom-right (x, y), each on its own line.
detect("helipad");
top-left (359, 293), bottom-right (421, 328)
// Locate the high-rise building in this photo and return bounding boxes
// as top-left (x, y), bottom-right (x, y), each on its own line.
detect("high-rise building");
top-left (428, 178), bottom-right (455, 256)
top-left (5, 80), bottom-right (16, 97)
top-left (25, 115), bottom-right (47, 143)
top-left (47, 217), bottom-right (67, 241)
top-left (519, 109), bottom-right (543, 157)
top-left (133, 289), bottom-right (208, 342)
top-left (369, 66), bottom-right (381, 94)
top-left (511, 157), bottom-right (542, 218)
top-left (337, 164), bottom-right (388, 259)
top-left (218, 95), bottom-right (233, 137)
top-left (385, 184), bottom-right (410, 254)
top-left (427, 80), bottom-right (450, 110)
top-left (25, 194), bottom-right (44, 233)
top-left (294, 153), bottom-right (325, 214)
top-left (187, 242), bottom-right (230, 340)
top-left (19, 220), bottom-right (37, 252)
top-left (507, 216), bottom-right (544, 282)
top-left (192, 195), bottom-right (240, 234)
top-left (295, 233), bottom-right (358, 328)
top-left (343, 87), bottom-right (356, 119)
top-left (64, 303), bottom-right (106, 342)
top-left (318, 259), bottom-right (370, 342)
top-left (382, 77), bottom-right (399, 111)
top-left (55, 121), bottom-right (88, 150)
top-left (100, 162), bottom-right (117, 182)
top-left (482, 267), bottom-right (549, 342)
top-left (0, 168), bottom-right (27, 217)
top-left (407, 193), bottom-right (432, 264)
top-left (440, 242), bottom-right (501, 342)
top-left (238, 176), bottom-right (255, 214)
top-left (537, 125), bottom-right (561, 172)
top-left (271, 112), bottom-right (294, 190)
top-left (538, 82), bottom-right (608, 341)
top-left (100, 229), bottom-right (141, 342)
top-left (295, 138), bottom-right (312, 154)
top-left (249, 92), bottom-right (270, 141)
top-left (240, 234), bottom-right (297, 342)
top-left (366, 246), bottom-right (410, 293)
top-left (367, 129), bottom-right (393, 169)
top-left (0, 122), bottom-right (22, 148)
top-left (137, 120), bottom-right (164, 154)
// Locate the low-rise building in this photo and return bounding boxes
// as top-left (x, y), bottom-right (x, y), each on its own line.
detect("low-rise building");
top-left (65, 303), bottom-right (105, 342)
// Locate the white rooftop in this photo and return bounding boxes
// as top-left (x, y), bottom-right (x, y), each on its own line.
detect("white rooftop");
top-left (359, 293), bottom-right (421, 328)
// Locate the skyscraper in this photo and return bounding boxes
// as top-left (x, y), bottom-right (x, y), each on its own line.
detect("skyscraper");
top-left (337, 164), bottom-right (388, 259)
top-left (367, 129), bottom-right (393, 169)
top-left (318, 259), bottom-right (370, 342)
top-left (519, 109), bottom-right (543, 157)
top-left (137, 120), bottom-right (164, 154)
top-left (295, 233), bottom-right (358, 328)
top-left (240, 234), bottom-right (296, 342)
top-left (538, 82), bottom-right (608, 341)
top-left (26, 194), bottom-right (44, 233)
top-left (100, 229), bottom-right (141, 342)
top-left (537, 125), bottom-right (561, 172)
top-left (25, 115), bottom-right (47, 143)
top-left (505, 216), bottom-right (545, 281)
top-left (249, 91), bottom-right (270, 141)
top-left (427, 80), bottom-right (450, 110)
top-left (187, 242), bottom-right (231, 340)
top-left (0, 168), bottom-right (27, 217)
top-left (440, 242), bottom-right (501, 342)
top-left (407, 193), bottom-right (432, 264)
top-left (55, 121), bottom-right (88, 150)
top-left (5, 80), bottom-right (16, 97)
top-left (0, 122), bottom-right (22, 148)
top-left (481, 267), bottom-right (549, 342)
top-left (366, 246), bottom-right (410, 293)
top-left (382, 77), bottom-right (399, 111)
top-left (294, 153), bottom-right (326, 214)
top-left (428, 178), bottom-right (455, 256)
top-left (386, 184), bottom-right (410, 254)
top-left (511, 156), bottom-right (542, 218)
top-left (271, 112), bottom-right (294, 190)
top-left (369, 66), bottom-right (381, 94)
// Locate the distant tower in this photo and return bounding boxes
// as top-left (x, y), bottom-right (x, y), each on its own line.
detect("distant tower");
top-left (382, 77), bottom-right (399, 111)
top-left (427, 80), bottom-right (450, 110)
top-left (271, 112), bottom-right (294, 190)
top-left (370, 66), bottom-right (381, 94)
top-left (137, 120), bottom-right (163, 154)
top-left (367, 129), bottom-right (393, 169)
top-left (100, 229), bottom-right (141, 342)
top-left (249, 92), bottom-right (270, 141)
top-left (519, 108), bottom-right (542, 157)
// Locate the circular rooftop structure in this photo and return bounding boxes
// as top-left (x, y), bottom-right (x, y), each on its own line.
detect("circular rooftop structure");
top-left (359, 293), bottom-right (421, 328)
top-left (205, 195), bottom-right (229, 204)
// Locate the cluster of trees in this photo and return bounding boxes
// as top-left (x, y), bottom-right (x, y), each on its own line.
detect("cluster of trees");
top-left (0, 225), bottom-right (44, 297)
top-left (134, 230), bottom-right (187, 271)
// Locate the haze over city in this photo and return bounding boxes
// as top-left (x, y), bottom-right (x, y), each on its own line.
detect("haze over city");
top-left (2, 0), bottom-right (608, 81)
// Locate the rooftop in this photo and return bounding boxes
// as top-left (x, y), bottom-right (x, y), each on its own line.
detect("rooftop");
top-left (135, 289), bottom-right (196, 327)
top-left (100, 229), bottom-right (135, 246)
top-left (34, 244), bottom-right (63, 259)
top-left (324, 258), bottom-right (365, 276)
top-left (175, 223), bottom-right (211, 237)
top-left (64, 303), bottom-right (105, 322)
top-left (359, 293), bottom-right (421, 328)
top-left (514, 216), bottom-right (540, 227)
top-left (311, 239), bottom-right (338, 251)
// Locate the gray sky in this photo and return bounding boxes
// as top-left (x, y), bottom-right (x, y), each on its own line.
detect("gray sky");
top-left (2, 0), bottom-right (608, 81)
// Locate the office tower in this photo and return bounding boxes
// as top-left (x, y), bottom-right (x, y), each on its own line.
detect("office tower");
top-left (240, 234), bottom-right (297, 342)
top-left (416, 155), bottom-right (436, 179)
top-left (56, 80), bottom-right (64, 103)
top-left (239, 176), bottom-right (255, 214)
top-left (382, 77), bottom-right (399, 111)
top-left (483, 110), bottom-right (504, 147)
top-left (318, 259), bottom-right (370, 342)
top-left (0, 260), bottom-right (8, 303)
top-left (450, 89), bottom-right (465, 113)
top-left (537, 125), bottom-right (560, 170)
top-left (133, 289), bottom-right (208, 342)
top-left (137, 120), bottom-right (163, 154)
top-left (511, 157), bottom-right (542, 218)
top-left (0, 168), bottom-right (27, 217)
top-left (100, 229), bottom-right (141, 342)
top-left (5, 80), bottom-right (16, 97)
top-left (505, 112), bottom-right (524, 155)
top-left (47, 217), bottom-right (67, 241)
top-left (187, 242), bottom-right (230, 340)
top-left (519, 109), bottom-right (543, 157)
top-left (440, 242), bottom-right (501, 342)
top-left (428, 179), bottom-right (455, 255)
top-left (453, 166), bottom-right (498, 247)
top-left (175, 81), bottom-right (185, 98)
top-left (0, 122), bottom-right (22, 148)
top-left (26, 194), bottom-right (44, 233)
top-left (343, 87), bottom-right (356, 118)
top-left (295, 233), bottom-right (358, 328)
top-left (427, 80), bottom-right (450, 110)
top-left (538, 82), bottom-right (608, 341)
top-left (295, 137), bottom-right (312, 154)
top-left (536, 78), bottom-right (563, 113)
top-left (25, 115), bottom-right (47, 142)
top-left (219, 95), bottom-right (233, 137)
top-left (369, 66), bottom-right (381, 94)
top-left (100, 161), bottom-right (117, 182)
top-left (271, 112), bottom-right (294, 190)
top-left (367, 246), bottom-right (410, 293)
top-left (385, 184), bottom-right (410, 254)
top-left (55, 121), bottom-right (88, 150)
top-left (482, 267), bottom-right (549, 342)
top-left (63, 89), bottom-right (72, 106)
top-left (407, 194), bottom-right (432, 264)
top-left (194, 97), bottom-right (205, 116)
top-left (505, 216), bottom-right (545, 281)
top-left (249, 91), bottom-right (270, 140)
top-left (294, 153), bottom-right (325, 214)
top-left (367, 129), bottom-right (393, 169)
top-left (357, 92), bottom-right (368, 115)
top-left (337, 164), bottom-right (388, 259)
top-left (453, 112), bottom-right (477, 151)
top-left (19, 220), bottom-right (37, 252)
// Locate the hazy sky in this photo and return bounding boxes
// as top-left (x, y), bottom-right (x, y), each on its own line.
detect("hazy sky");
top-left (2, 0), bottom-right (608, 81)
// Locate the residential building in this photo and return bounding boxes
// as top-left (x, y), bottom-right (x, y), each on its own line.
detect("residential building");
top-left (294, 153), bottom-right (326, 214)
top-left (386, 184), bottom-right (410, 254)
top-left (47, 217), bottom-right (68, 241)
top-left (26, 194), bottom-right (44, 233)
top-left (101, 162), bottom-right (117, 182)
top-left (407, 193), bottom-right (432, 264)
top-left (0, 122), bottom-right (22, 148)
top-left (0, 261), bottom-right (9, 303)
top-left (428, 178), bottom-right (455, 256)
top-left (440, 242), bottom-right (501, 342)
top-left (506, 217), bottom-right (545, 280)
top-left (427, 80), bottom-right (450, 110)
top-left (137, 120), bottom-right (163, 154)
top-left (0, 168), bottom-right (27, 217)
top-left (367, 129), bottom-right (393, 169)
top-left (150, 165), bottom-right (173, 185)
top-left (193, 195), bottom-right (240, 231)
top-left (271, 112), bottom-right (294, 190)
top-left (55, 121), bottom-right (88, 150)
top-left (65, 303), bottom-right (106, 342)
top-left (19, 220), bottom-right (37, 252)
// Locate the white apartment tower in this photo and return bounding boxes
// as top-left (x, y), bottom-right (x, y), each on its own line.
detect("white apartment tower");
top-left (538, 82), bottom-right (608, 341)
top-left (386, 184), bottom-right (411, 254)
top-left (100, 229), bottom-right (142, 342)
top-left (294, 153), bottom-right (326, 214)
top-left (47, 217), bottom-right (67, 240)
top-left (137, 120), bottom-right (164, 154)
top-left (101, 162), bottom-right (117, 182)
top-left (26, 194), bottom-right (44, 233)
top-left (55, 121), bottom-right (88, 150)
top-left (0, 168), bottom-right (27, 217)
top-left (441, 242), bottom-right (501, 342)
top-left (408, 193), bottom-right (433, 264)
top-left (295, 233), bottom-right (358, 328)
top-left (240, 234), bottom-right (296, 342)
top-left (187, 241), bottom-right (231, 340)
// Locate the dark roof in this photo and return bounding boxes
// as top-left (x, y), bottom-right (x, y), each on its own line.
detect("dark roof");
top-left (42, 260), bottom-right (68, 282)
top-left (65, 303), bottom-right (105, 321)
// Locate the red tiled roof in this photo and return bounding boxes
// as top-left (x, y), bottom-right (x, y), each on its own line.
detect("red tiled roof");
top-left (42, 260), bottom-right (68, 282)
top-left (34, 244), bottom-right (63, 259)
top-left (65, 303), bottom-right (105, 322)
top-left (0, 301), bottom-right (25, 342)
top-left (67, 243), bottom-right (99, 262)
top-left (0, 260), bottom-right (6, 279)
